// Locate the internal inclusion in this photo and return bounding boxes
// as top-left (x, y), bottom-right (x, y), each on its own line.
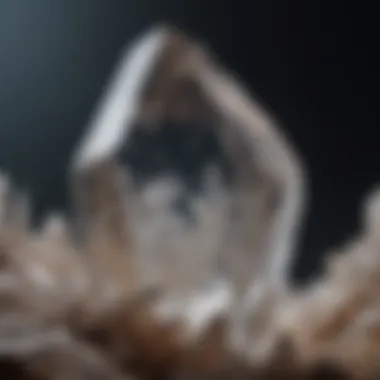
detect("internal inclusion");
top-left (120, 117), bottom-right (233, 222)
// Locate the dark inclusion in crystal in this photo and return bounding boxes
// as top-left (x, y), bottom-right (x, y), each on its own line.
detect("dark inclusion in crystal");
top-left (120, 118), bottom-right (232, 191)
top-left (119, 118), bottom-right (232, 221)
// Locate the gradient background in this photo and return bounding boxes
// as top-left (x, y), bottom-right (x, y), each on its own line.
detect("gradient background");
top-left (0, 0), bottom-right (372, 284)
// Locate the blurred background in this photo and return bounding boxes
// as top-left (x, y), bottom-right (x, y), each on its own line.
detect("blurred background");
top-left (0, 0), bottom-right (372, 285)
